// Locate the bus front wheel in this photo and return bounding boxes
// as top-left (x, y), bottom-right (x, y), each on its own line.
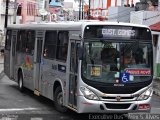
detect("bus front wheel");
top-left (18, 72), bottom-right (24, 92)
top-left (54, 86), bottom-right (67, 113)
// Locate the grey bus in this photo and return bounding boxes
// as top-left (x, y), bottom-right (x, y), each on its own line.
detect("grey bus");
top-left (4, 21), bottom-right (153, 113)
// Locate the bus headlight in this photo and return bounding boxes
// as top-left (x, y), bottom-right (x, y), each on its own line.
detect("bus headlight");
top-left (80, 87), bottom-right (99, 100)
top-left (137, 87), bottom-right (153, 100)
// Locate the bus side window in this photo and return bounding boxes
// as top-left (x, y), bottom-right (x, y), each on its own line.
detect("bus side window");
top-left (5, 30), bottom-right (12, 50)
top-left (44, 31), bottom-right (57, 59)
top-left (26, 31), bottom-right (35, 55)
top-left (56, 31), bottom-right (69, 61)
top-left (16, 30), bottom-right (26, 53)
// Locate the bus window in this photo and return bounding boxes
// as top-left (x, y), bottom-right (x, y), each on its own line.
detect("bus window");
top-left (16, 30), bottom-right (35, 55)
top-left (56, 31), bottom-right (69, 61)
top-left (121, 43), bottom-right (150, 68)
top-left (16, 30), bottom-right (21, 52)
top-left (101, 48), bottom-right (117, 64)
top-left (44, 31), bottom-right (57, 59)
top-left (26, 31), bottom-right (35, 55)
top-left (5, 30), bottom-right (12, 50)
top-left (122, 53), bottom-right (135, 64)
top-left (134, 48), bottom-right (145, 64)
top-left (101, 47), bottom-right (119, 71)
top-left (16, 30), bottom-right (27, 53)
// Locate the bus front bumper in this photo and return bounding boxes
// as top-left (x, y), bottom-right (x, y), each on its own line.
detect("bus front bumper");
top-left (77, 96), bottom-right (152, 113)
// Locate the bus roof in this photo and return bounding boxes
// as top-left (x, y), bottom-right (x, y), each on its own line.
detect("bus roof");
top-left (7, 21), bottom-right (150, 30)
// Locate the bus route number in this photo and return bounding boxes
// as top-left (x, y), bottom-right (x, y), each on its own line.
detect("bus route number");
top-left (91, 66), bottom-right (101, 77)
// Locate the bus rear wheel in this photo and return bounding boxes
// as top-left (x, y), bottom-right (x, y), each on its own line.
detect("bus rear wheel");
top-left (18, 72), bottom-right (24, 92)
top-left (54, 86), bottom-right (67, 113)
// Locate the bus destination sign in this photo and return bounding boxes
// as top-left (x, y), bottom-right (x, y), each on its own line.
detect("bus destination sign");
top-left (84, 25), bottom-right (152, 41)
top-left (102, 29), bottom-right (136, 38)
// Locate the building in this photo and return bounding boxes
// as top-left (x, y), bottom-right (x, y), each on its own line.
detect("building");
top-left (90, 0), bottom-right (137, 20)
top-left (0, 0), bottom-right (15, 30)
top-left (16, 0), bottom-right (37, 23)
top-left (48, 0), bottom-right (63, 21)
top-left (0, 0), bottom-right (15, 49)
top-left (150, 22), bottom-right (160, 79)
top-left (130, 0), bottom-right (160, 79)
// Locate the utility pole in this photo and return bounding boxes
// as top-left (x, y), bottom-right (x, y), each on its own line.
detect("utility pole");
top-left (13, 0), bottom-right (17, 24)
top-left (88, 0), bottom-right (91, 19)
top-left (4, 0), bottom-right (9, 28)
top-left (82, 0), bottom-right (84, 19)
top-left (79, 0), bottom-right (82, 20)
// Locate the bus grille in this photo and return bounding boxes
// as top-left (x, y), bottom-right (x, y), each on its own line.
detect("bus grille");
top-left (104, 103), bottom-right (131, 109)
top-left (101, 96), bottom-right (134, 100)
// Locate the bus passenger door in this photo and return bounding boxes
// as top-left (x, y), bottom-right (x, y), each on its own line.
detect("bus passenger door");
top-left (4, 30), bottom-right (12, 78)
top-left (68, 40), bottom-right (80, 109)
top-left (10, 30), bottom-right (17, 79)
top-left (33, 31), bottom-right (44, 95)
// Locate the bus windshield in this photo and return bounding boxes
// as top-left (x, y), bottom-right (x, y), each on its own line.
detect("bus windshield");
top-left (81, 41), bottom-right (153, 84)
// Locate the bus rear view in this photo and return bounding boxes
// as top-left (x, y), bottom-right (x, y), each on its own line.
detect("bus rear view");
top-left (78, 24), bottom-right (153, 113)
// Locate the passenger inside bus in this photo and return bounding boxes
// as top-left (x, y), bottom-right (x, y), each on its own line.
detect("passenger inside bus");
top-left (133, 48), bottom-right (145, 64)
top-left (121, 53), bottom-right (136, 65)
top-left (101, 47), bottom-right (118, 71)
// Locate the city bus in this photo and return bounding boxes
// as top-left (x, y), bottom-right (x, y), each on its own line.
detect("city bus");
top-left (4, 21), bottom-right (153, 113)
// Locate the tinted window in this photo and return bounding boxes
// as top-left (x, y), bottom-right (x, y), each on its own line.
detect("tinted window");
top-left (17, 30), bottom-right (35, 54)
top-left (43, 31), bottom-right (57, 59)
top-left (26, 31), bottom-right (35, 54)
top-left (82, 41), bottom-right (152, 84)
top-left (5, 30), bottom-right (12, 50)
top-left (56, 31), bottom-right (69, 61)
top-left (16, 30), bottom-right (26, 52)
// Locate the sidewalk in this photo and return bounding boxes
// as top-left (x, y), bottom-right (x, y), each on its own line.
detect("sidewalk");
top-left (153, 79), bottom-right (160, 96)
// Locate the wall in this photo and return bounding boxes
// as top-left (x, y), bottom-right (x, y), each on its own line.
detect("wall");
top-left (152, 31), bottom-right (160, 79)
top-left (130, 11), bottom-right (160, 26)
top-left (17, 0), bottom-right (37, 23)
top-left (108, 7), bottom-right (134, 22)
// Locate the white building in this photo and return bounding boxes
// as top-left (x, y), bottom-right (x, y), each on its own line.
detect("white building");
top-left (108, 6), bottom-right (134, 22)
top-left (0, 0), bottom-right (14, 31)
top-left (0, 0), bottom-right (15, 48)
top-left (130, 0), bottom-right (160, 79)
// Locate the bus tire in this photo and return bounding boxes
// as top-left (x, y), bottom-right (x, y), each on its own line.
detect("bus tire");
top-left (18, 72), bottom-right (24, 92)
top-left (54, 86), bottom-right (67, 113)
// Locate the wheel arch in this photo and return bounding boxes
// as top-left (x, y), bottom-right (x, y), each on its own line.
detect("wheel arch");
top-left (53, 79), bottom-right (64, 100)
top-left (17, 67), bottom-right (24, 82)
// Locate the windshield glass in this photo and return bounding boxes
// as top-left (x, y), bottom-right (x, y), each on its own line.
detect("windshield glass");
top-left (81, 41), bottom-right (152, 84)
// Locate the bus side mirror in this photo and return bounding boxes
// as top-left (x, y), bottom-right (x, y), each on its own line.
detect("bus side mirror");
top-left (78, 46), bottom-right (83, 60)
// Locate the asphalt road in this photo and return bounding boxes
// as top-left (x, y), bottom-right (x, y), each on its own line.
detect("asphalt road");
top-left (0, 75), bottom-right (160, 120)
